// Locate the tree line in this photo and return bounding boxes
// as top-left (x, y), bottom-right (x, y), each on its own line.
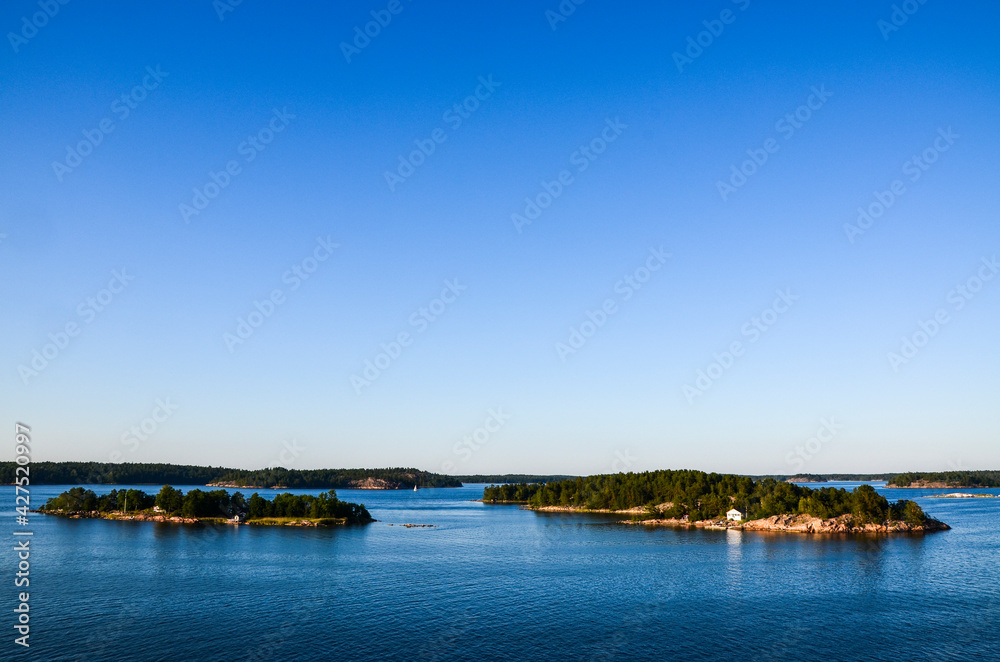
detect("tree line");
top-left (1, 462), bottom-right (229, 485)
top-left (41, 485), bottom-right (373, 524)
top-left (483, 470), bottom-right (929, 525)
top-left (213, 467), bottom-right (461, 489)
top-left (887, 471), bottom-right (1000, 488)
top-left (760, 473), bottom-right (896, 482)
top-left (1, 461), bottom-right (460, 489)
top-left (450, 474), bottom-right (576, 484)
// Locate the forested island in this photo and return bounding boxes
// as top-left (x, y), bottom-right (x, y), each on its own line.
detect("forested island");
top-left (451, 474), bottom-right (576, 484)
top-left (1, 462), bottom-right (460, 489)
top-left (773, 473), bottom-right (896, 483)
top-left (39, 485), bottom-right (374, 525)
top-left (483, 470), bottom-right (948, 534)
top-left (207, 467), bottom-right (461, 489)
top-left (886, 471), bottom-right (1000, 488)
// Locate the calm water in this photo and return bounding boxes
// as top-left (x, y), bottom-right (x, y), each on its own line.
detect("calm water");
top-left (3, 482), bottom-right (999, 661)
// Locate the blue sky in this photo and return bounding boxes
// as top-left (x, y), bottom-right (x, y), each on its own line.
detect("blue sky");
top-left (2, 1), bottom-right (998, 475)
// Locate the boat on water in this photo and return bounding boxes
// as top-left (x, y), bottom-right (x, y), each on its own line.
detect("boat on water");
top-left (413, 485), bottom-right (418, 491)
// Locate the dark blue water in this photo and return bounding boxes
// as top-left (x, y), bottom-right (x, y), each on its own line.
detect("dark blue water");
top-left (2, 482), bottom-right (998, 661)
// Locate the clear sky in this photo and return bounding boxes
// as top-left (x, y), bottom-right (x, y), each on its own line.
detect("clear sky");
top-left (2, 1), bottom-right (998, 476)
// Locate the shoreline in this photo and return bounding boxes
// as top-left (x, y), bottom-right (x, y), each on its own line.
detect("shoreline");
top-left (888, 482), bottom-right (996, 489)
top-left (626, 513), bottom-right (950, 534)
top-left (204, 481), bottom-right (454, 490)
top-left (490, 504), bottom-right (950, 535)
top-left (36, 510), bottom-right (364, 527)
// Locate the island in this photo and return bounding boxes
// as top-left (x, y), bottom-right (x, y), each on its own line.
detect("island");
top-left (1, 461), bottom-right (461, 490)
top-left (483, 470), bottom-right (949, 534)
top-left (38, 485), bottom-right (374, 526)
top-left (886, 471), bottom-right (1000, 489)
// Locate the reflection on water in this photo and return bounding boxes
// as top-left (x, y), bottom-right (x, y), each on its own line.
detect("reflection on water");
top-left (2, 482), bottom-right (997, 661)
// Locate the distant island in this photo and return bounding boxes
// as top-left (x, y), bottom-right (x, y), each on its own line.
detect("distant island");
top-left (754, 473), bottom-right (897, 482)
top-left (1, 462), bottom-right (461, 490)
top-left (0, 461), bottom-right (582, 490)
top-left (784, 475), bottom-right (828, 483)
top-left (483, 470), bottom-right (949, 534)
top-left (886, 471), bottom-right (1000, 489)
top-left (451, 474), bottom-right (576, 484)
top-left (38, 485), bottom-right (374, 526)
top-left (9, 461), bottom-right (997, 495)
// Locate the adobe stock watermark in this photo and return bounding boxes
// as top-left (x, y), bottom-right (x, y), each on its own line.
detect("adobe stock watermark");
top-left (213, 0), bottom-right (246, 21)
top-left (224, 236), bottom-right (338, 352)
top-left (610, 449), bottom-right (638, 473)
top-left (843, 127), bottom-right (958, 244)
top-left (340, 0), bottom-right (413, 63)
top-left (384, 75), bottom-right (501, 192)
top-left (112, 398), bottom-right (179, 461)
top-left (243, 621), bottom-right (298, 662)
top-left (179, 108), bottom-right (295, 224)
top-left (878, 0), bottom-right (929, 41)
top-left (716, 85), bottom-right (832, 201)
top-left (673, 0), bottom-right (751, 73)
top-left (440, 408), bottom-right (511, 473)
top-left (683, 288), bottom-right (799, 404)
top-left (271, 439), bottom-right (305, 467)
top-left (545, 0), bottom-right (587, 31)
top-left (785, 417), bottom-right (844, 471)
top-left (17, 269), bottom-right (135, 385)
top-left (52, 65), bottom-right (168, 182)
top-left (887, 255), bottom-right (997, 371)
top-left (556, 247), bottom-right (670, 361)
top-left (350, 279), bottom-right (467, 394)
top-left (7, 0), bottom-right (70, 53)
top-left (511, 117), bottom-right (627, 234)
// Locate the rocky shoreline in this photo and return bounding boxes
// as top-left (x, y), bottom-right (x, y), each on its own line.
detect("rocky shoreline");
top-left (37, 510), bottom-right (351, 527)
top-left (888, 481), bottom-right (979, 489)
top-left (626, 513), bottom-right (950, 534)
top-left (511, 504), bottom-right (949, 534)
top-left (205, 477), bottom-right (417, 490)
top-left (532, 504), bottom-right (653, 514)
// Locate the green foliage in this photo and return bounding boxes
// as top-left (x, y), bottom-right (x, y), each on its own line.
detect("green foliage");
top-left (887, 471), bottom-right (1000, 488)
top-left (0, 462), bottom-right (461, 489)
top-left (42, 486), bottom-right (98, 511)
top-left (213, 467), bottom-right (460, 489)
top-left (888, 499), bottom-right (928, 526)
top-left (851, 484), bottom-right (888, 524)
top-left (43, 486), bottom-right (373, 524)
top-left (451, 474), bottom-right (576, 484)
top-left (155, 485), bottom-right (184, 513)
top-left (483, 470), bottom-right (928, 524)
top-left (481, 483), bottom-right (543, 503)
top-left (5, 462), bottom-right (229, 486)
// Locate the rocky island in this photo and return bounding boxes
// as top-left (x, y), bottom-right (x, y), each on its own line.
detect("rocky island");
top-left (887, 470), bottom-right (1000, 489)
top-left (484, 470), bottom-right (949, 535)
top-left (39, 485), bottom-right (374, 526)
top-left (627, 512), bottom-right (949, 533)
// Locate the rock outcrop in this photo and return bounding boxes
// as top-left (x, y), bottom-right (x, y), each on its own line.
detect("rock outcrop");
top-left (629, 512), bottom-right (950, 534)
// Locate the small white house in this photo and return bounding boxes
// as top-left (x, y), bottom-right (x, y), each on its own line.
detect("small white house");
top-left (726, 508), bottom-right (744, 522)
